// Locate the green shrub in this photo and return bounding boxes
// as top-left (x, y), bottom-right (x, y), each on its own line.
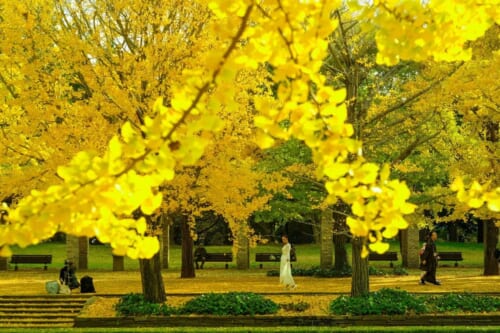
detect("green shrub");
top-left (329, 288), bottom-right (427, 316)
top-left (115, 293), bottom-right (175, 316)
top-left (428, 293), bottom-right (500, 313)
top-left (392, 266), bottom-right (409, 276)
top-left (180, 292), bottom-right (279, 315)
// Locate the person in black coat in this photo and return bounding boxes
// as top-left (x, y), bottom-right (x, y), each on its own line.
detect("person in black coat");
top-left (420, 231), bottom-right (441, 285)
top-left (59, 260), bottom-right (80, 290)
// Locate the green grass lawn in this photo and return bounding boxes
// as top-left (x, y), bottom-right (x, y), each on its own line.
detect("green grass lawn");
top-left (8, 239), bottom-right (486, 271)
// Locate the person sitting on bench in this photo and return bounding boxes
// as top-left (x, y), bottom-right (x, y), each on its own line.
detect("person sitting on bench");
top-left (194, 246), bottom-right (208, 269)
top-left (59, 260), bottom-right (80, 290)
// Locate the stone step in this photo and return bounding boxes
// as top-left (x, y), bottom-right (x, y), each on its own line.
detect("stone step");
top-left (0, 313), bottom-right (78, 319)
top-left (0, 308), bottom-right (82, 313)
top-left (0, 295), bottom-right (89, 328)
top-left (0, 302), bottom-right (86, 307)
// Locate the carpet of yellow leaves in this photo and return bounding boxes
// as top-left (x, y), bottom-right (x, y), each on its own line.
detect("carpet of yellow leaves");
top-left (1, 267), bottom-right (499, 317)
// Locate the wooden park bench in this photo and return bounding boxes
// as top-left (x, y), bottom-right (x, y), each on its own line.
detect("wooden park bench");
top-left (10, 254), bottom-right (52, 270)
top-left (368, 252), bottom-right (398, 268)
top-left (195, 252), bottom-right (233, 269)
top-left (255, 253), bottom-right (296, 269)
top-left (438, 252), bottom-right (463, 267)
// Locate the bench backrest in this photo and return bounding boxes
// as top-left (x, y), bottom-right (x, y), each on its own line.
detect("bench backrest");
top-left (10, 254), bottom-right (52, 264)
top-left (205, 253), bottom-right (232, 261)
top-left (368, 252), bottom-right (398, 261)
top-left (438, 252), bottom-right (463, 260)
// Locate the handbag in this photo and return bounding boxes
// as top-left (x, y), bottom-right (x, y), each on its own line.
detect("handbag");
top-left (59, 284), bottom-right (71, 295)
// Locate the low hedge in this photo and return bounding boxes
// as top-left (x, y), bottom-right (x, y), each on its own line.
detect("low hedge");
top-left (116, 292), bottom-right (279, 316)
top-left (330, 289), bottom-right (500, 316)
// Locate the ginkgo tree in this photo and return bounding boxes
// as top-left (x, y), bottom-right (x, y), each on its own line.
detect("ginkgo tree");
top-left (1, 0), bottom-right (498, 300)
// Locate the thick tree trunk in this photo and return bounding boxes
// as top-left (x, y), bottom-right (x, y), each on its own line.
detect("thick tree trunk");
top-left (236, 230), bottom-right (250, 270)
top-left (332, 202), bottom-right (350, 271)
top-left (478, 220), bottom-right (484, 243)
top-left (483, 220), bottom-right (499, 276)
top-left (320, 209), bottom-right (333, 269)
top-left (448, 223), bottom-right (458, 242)
top-left (405, 226), bottom-right (421, 269)
top-left (139, 251), bottom-right (166, 303)
top-left (181, 217), bottom-right (195, 278)
top-left (113, 255), bottom-right (124, 271)
top-left (78, 236), bottom-right (88, 270)
top-left (351, 237), bottom-right (369, 297)
top-left (333, 233), bottom-right (349, 271)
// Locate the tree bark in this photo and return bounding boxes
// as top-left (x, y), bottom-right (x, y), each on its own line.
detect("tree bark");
top-left (161, 214), bottom-right (170, 269)
top-left (0, 257), bottom-right (7, 270)
top-left (139, 251), bottom-right (166, 303)
top-left (351, 237), bottom-right (369, 297)
top-left (181, 216), bottom-right (195, 278)
top-left (236, 225), bottom-right (250, 269)
top-left (113, 255), bottom-right (124, 271)
top-left (320, 208), bottom-right (334, 269)
top-left (332, 202), bottom-right (350, 271)
top-left (333, 233), bottom-right (349, 271)
top-left (400, 229), bottom-right (408, 268)
top-left (483, 220), bottom-right (499, 276)
top-left (448, 223), bottom-right (458, 242)
top-left (478, 220), bottom-right (484, 243)
top-left (78, 236), bottom-right (88, 270)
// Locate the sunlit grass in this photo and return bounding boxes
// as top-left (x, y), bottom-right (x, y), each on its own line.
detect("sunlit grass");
top-left (8, 239), bottom-right (486, 271)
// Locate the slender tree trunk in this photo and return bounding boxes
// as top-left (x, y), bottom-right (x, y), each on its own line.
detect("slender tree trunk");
top-left (484, 220), bottom-right (499, 276)
top-left (320, 208), bottom-right (333, 269)
top-left (400, 229), bottom-right (408, 268)
top-left (332, 202), bottom-right (350, 271)
top-left (113, 255), bottom-right (124, 271)
top-left (139, 251), bottom-right (166, 303)
top-left (351, 237), bottom-right (369, 297)
top-left (181, 216), bottom-right (195, 278)
top-left (161, 214), bottom-right (170, 269)
top-left (0, 257), bottom-right (7, 270)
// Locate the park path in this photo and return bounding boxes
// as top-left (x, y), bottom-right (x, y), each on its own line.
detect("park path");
top-left (1, 267), bottom-right (499, 296)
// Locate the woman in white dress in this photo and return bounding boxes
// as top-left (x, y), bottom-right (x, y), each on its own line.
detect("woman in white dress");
top-left (279, 235), bottom-right (296, 289)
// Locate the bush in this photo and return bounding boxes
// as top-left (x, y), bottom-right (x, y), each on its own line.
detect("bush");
top-left (428, 293), bottom-right (500, 313)
top-left (329, 288), bottom-right (427, 316)
top-left (115, 293), bottom-right (175, 316)
top-left (392, 266), bottom-right (409, 276)
top-left (179, 292), bottom-right (279, 315)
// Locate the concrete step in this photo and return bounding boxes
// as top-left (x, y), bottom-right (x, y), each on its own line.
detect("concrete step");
top-left (0, 295), bottom-right (90, 328)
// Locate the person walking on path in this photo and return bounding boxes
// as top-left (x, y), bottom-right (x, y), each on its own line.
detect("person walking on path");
top-left (280, 235), bottom-right (296, 290)
top-left (420, 231), bottom-right (441, 285)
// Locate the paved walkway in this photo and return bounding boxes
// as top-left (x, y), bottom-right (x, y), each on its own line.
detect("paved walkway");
top-left (1, 267), bottom-right (499, 296)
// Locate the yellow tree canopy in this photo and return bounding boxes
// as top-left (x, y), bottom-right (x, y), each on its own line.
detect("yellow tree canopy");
top-left (1, 0), bottom-right (499, 258)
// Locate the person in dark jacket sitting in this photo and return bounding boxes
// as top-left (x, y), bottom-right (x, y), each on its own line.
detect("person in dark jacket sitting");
top-left (59, 260), bottom-right (80, 290)
top-left (194, 246), bottom-right (208, 269)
